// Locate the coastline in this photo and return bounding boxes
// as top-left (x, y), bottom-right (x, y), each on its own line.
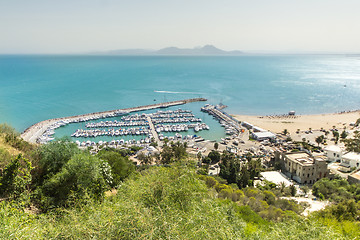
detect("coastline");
top-left (232, 110), bottom-right (360, 134)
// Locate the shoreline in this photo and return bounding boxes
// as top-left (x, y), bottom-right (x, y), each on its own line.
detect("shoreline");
top-left (20, 98), bottom-right (360, 144)
top-left (232, 110), bottom-right (360, 134)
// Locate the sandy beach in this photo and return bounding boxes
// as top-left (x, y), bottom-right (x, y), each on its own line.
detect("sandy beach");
top-left (233, 111), bottom-right (360, 134)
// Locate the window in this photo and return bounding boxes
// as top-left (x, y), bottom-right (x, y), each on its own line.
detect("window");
top-left (307, 174), bottom-right (309, 177)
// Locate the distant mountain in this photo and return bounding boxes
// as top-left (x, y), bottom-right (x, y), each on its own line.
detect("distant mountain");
top-left (156, 45), bottom-right (242, 55)
top-left (90, 45), bottom-right (243, 56)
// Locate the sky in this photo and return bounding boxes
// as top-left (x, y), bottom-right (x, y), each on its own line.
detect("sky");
top-left (0, 0), bottom-right (360, 54)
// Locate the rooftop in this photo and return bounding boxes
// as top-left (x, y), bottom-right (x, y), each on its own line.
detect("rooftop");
top-left (349, 169), bottom-right (360, 181)
top-left (324, 145), bottom-right (342, 153)
top-left (286, 152), bottom-right (325, 166)
top-left (343, 152), bottom-right (360, 161)
top-left (253, 131), bottom-right (276, 139)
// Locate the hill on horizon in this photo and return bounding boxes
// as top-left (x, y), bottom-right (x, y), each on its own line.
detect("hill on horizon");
top-left (91, 45), bottom-right (243, 56)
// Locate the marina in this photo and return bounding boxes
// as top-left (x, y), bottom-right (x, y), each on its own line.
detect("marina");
top-left (21, 98), bottom-right (206, 144)
top-left (69, 108), bottom-right (211, 147)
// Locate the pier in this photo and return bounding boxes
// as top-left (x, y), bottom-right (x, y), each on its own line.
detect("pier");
top-left (147, 116), bottom-right (161, 146)
top-left (21, 98), bottom-right (207, 143)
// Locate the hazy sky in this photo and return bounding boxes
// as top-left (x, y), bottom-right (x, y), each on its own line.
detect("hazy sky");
top-left (1, 0), bottom-right (360, 54)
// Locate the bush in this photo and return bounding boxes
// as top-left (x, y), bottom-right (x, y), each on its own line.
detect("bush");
top-left (0, 154), bottom-right (32, 199)
top-left (98, 150), bottom-right (135, 187)
top-left (32, 140), bottom-right (80, 185)
top-left (37, 153), bottom-right (108, 210)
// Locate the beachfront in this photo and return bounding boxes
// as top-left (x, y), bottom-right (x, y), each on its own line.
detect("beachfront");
top-left (233, 111), bottom-right (360, 134)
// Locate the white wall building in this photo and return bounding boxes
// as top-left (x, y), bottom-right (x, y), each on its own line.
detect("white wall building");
top-left (341, 152), bottom-right (360, 168)
top-left (324, 145), bottom-right (342, 162)
top-left (251, 131), bottom-right (276, 141)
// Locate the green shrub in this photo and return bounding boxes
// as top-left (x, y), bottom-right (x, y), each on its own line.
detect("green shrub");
top-left (97, 150), bottom-right (135, 187)
top-left (37, 153), bottom-right (108, 210)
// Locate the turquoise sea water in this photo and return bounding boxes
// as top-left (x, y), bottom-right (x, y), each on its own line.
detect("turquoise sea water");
top-left (1, 55), bottom-right (360, 140)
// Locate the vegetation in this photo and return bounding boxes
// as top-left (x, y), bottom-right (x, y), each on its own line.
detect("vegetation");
top-left (315, 135), bottom-right (325, 146)
top-left (0, 125), bottom-right (359, 239)
top-left (342, 131), bottom-right (360, 153)
top-left (219, 151), bottom-right (262, 188)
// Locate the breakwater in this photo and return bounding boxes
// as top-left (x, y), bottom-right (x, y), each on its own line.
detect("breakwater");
top-left (21, 98), bottom-right (207, 143)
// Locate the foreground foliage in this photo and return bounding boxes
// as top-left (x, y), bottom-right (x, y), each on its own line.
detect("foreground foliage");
top-left (1, 165), bottom-right (359, 239)
top-left (0, 127), bottom-right (359, 239)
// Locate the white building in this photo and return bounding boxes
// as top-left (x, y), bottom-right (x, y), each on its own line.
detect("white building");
top-left (324, 145), bottom-right (342, 162)
top-left (341, 152), bottom-right (360, 168)
top-left (252, 131), bottom-right (276, 141)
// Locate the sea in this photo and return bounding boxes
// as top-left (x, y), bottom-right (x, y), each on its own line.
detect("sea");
top-left (1, 55), bottom-right (360, 141)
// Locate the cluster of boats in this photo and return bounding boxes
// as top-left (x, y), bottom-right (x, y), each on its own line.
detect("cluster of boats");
top-left (158, 133), bottom-right (204, 142)
top-left (151, 117), bottom-right (202, 124)
top-left (155, 123), bottom-right (209, 133)
top-left (75, 138), bottom-right (153, 148)
top-left (71, 108), bottom-right (210, 140)
top-left (71, 127), bottom-right (151, 138)
top-left (121, 114), bottom-right (147, 122)
top-left (85, 120), bottom-right (148, 128)
top-left (36, 111), bottom-right (129, 144)
top-left (201, 104), bottom-right (241, 136)
top-left (38, 107), bottom-right (215, 144)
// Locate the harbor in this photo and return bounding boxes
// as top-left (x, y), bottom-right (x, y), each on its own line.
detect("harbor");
top-left (69, 108), bottom-right (210, 147)
top-left (21, 98), bottom-right (206, 144)
top-left (19, 97), bottom-right (256, 157)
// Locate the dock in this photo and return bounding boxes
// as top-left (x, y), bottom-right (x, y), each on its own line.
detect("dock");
top-left (21, 98), bottom-right (207, 143)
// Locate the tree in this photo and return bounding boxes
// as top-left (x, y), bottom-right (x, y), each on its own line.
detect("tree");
top-left (341, 130), bottom-right (348, 139)
top-left (282, 129), bottom-right (288, 135)
top-left (219, 152), bottom-right (239, 184)
top-left (342, 131), bottom-right (360, 153)
top-left (171, 141), bottom-right (187, 161)
top-left (333, 131), bottom-right (340, 144)
top-left (214, 142), bottom-right (219, 151)
top-left (248, 158), bottom-right (262, 180)
top-left (208, 150), bottom-right (221, 163)
top-left (237, 165), bottom-right (250, 188)
top-left (137, 152), bottom-right (152, 165)
top-left (279, 182), bottom-right (286, 194)
top-left (302, 186), bottom-right (309, 196)
top-left (197, 152), bottom-right (202, 162)
top-left (315, 135), bottom-right (324, 146)
top-left (202, 157), bottom-right (211, 164)
top-left (161, 146), bottom-right (174, 164)
top-left (355, 118), bottom-right (360, 127)
top-left (289, 184), bottom-right (297, 197)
